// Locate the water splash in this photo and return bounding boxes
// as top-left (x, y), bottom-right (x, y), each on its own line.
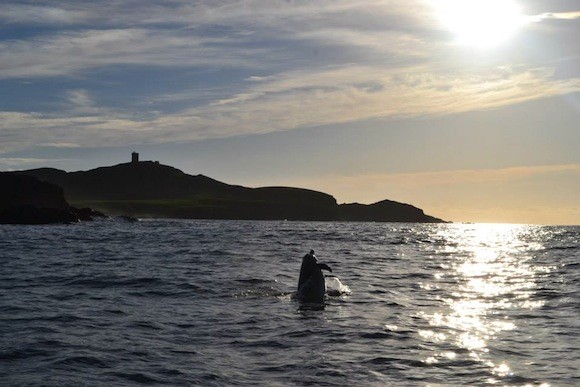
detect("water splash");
top-left (325, 275), bottom-right (351, 296)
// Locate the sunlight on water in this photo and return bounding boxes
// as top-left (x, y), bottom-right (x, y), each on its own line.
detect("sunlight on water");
top-left (422, 224), bottom-right (550, 382)
top-left (2, 221), bottom-right (576, 385)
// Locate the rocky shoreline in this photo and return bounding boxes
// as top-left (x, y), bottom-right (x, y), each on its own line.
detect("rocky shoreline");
top-left (0, 174), bottom-right (107, 225)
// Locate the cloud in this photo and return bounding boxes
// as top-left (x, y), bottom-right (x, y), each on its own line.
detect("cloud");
top-left (0, 1), bottom-right (436, 80)
top-left (0, 4), bottom-right (89, 25)
top-left (67, 89), bottom-right (95, 109)
top-left (532, 11), bottom-right (580, 21)
top-left (0, 1), bottom-right (579, 153)
top-left (167, 65), bottom-right (579, 140)
top-left (1, 64), bottom-right (579, 153)
top-left (0, 157), bottom-right (70, 171)
top-left (0, 28), bottom-right (263, 79)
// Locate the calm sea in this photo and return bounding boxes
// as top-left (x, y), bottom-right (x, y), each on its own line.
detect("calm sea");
top-left (1, 220), bottom-right (578, 386)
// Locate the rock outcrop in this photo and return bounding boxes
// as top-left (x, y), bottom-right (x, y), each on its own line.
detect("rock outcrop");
top-left (0, 173), bottom-right (107, 224)
top-left (338, 199), bottom-right (443, 223)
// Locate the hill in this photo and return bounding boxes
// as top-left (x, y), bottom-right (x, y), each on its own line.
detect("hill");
top-left (11, 161), bottom-right (445, 223)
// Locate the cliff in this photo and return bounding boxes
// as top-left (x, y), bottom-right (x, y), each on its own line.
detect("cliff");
top-left (0, 173), bottom-right (69, 210)
top-left (11, 161), bottom-right (445, 223)
top-left (0, 174), bottom-right (105, 224)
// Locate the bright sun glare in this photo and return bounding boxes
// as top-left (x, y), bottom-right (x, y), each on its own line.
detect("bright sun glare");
top-left (433, 0), bottom-right (525, 48)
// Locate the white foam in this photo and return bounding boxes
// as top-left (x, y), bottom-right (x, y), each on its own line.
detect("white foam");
top-left (325, 276), bottom-right (351, 296)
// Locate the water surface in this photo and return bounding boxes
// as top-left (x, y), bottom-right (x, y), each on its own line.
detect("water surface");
top-left (1, 221), bottom-right (578, 385)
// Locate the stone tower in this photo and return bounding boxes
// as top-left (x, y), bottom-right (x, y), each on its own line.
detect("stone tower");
top-left (131, 152), bottom-right (139, 164)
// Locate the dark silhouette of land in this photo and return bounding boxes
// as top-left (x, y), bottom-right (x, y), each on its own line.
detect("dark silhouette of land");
top-left (0, 174), bottom-right (105, 224)
top-left (2, 160), bottom-right (445, 224)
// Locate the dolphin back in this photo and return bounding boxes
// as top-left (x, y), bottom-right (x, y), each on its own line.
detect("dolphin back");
top-left (296, 253), bottom-right (328, 304)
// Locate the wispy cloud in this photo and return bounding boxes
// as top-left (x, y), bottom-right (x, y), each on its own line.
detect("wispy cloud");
top-left (0, 4), bottom-right (89, 25)
top-left (1, 0), bottom-right (579, 153)
top-left (1, 64), bottom-right (578, 153)
top-left (0, 28), bottom-right (260, 79)
top-left (0, 157), bottom-right (70, 171)
top-left (67, 89), bottom-right (95, 111)
top-left (0, 1), bottom-right (432, 80)
top-left (162, 65), bottom-right (578, 140)
top-left (532, 11), bottom-right (580, 21)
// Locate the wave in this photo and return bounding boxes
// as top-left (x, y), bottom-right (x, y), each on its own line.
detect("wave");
top-left (1, 221), bottom-right (576, 386)
top-left (0, 347), bottom-right (53, 361)
top-left (107, 371), bottom-right (163, 384)
top-left (53, 355), bottom-right (109, 368)
top-left (65, 276), bottom-right (165, 289)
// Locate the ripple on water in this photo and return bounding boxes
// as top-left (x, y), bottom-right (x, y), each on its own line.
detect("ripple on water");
top-left (0, 221), bottom-right (578, 385)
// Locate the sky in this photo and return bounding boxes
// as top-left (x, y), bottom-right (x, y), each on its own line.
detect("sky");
top-left (1, 0), bottom-right (579, 225)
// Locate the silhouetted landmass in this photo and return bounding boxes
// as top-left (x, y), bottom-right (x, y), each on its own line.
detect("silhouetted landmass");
top-left (9, 161), bottom-right (445, 223)
top-left (0, 174), bottom-right (106, 224)
top-left (338, 200), bottom-right (443, 223)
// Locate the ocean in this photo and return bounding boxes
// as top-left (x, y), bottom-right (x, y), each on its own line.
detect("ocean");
top-left (1, 220), bottom-right (578, 386)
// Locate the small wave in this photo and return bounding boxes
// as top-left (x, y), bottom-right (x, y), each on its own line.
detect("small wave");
top-left (127, 289), bottom-right (192, 298)
top-left (360, 329), bottom-right (413, 341)
top-left (563, 262), bottom-right (580, 269)
top-left (47, 291), bottom-right (88, 301)
top-left (360, 332), bottom-right (395, 340)
top-left (157, 367), bottom-right (186, 377)
top-left (170, 349), bottom-right (199, 356)
top-left (53, 355), bottom-right (109, 368)
top-left (205, 249), bottom-right (232, 256)
top-left (17, 314), bottom-right (90, 324)
top-left (0, 305), bottom-right (32, 314)
top-left (235, 278), bottom-right (275, 285)
top-left (534, 289), bottom-right (562, 300)
top-left (65, 276), bottom-right (164, 289)
top-left (233, 287), bottom-right (288, 298)
top-left (126, 320), bottom-right (164, 330)
top-left (174, 323), bottom-right (198, 329)
top-left (0, 346), bottom-right (53, 361)
top-left (319, 232), bottom-right (349, 241)
top-left (365, 356), bottom-right (427, 368)
top-left (545, 245), bottom-right (579, 252)
top-left (176, 282), bottom-right (205, 291)
top-left (231, 338), bottom-right (291, 349)
top-left (495, 374), bottom-right (543, 385)
top-left (385, 301), bottom-right (407, 308)
top-left (108, 371), bottom-right (162, 385)
top-left (281, 329), bottom-right (318, 338)
top-left (257, 363), bottom-right (298, 373)
top-left (388, 239), bottom-right (409, 245)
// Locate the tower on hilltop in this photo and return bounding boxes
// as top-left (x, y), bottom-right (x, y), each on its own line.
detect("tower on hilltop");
top-left (131, 152), bottom-right (139, 164)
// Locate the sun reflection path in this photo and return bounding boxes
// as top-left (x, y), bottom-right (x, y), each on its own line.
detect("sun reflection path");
top-left (420, 224), bottom-right (548, 382)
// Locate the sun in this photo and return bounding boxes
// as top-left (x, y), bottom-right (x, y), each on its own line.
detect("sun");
top-left (432, 0), bottom-right (525, 48)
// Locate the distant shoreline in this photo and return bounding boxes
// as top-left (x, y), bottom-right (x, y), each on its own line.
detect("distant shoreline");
top-left (2, 159), bottom-right (446, 224)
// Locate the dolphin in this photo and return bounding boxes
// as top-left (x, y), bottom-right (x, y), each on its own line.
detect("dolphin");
top-left (296, 250), bottom-right (332, 304)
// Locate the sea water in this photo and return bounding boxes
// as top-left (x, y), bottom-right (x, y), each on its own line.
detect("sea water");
top-left (1, 220), bottom-right (578, 386)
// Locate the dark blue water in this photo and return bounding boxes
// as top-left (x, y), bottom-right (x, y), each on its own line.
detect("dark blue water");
top-left (1, 220), bottom-right (579, 386)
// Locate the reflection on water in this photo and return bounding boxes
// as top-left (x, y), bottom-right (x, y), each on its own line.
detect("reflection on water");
top-left (1, 221), bottom-right (577, 385)
top-left (420, 224), bottom-right (551, 384)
